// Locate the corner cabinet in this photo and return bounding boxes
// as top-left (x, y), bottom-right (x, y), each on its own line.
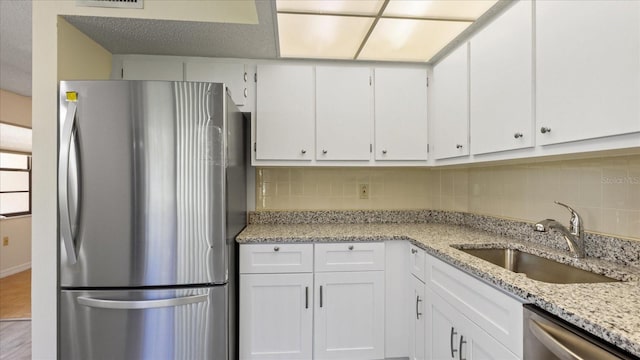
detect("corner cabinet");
top-left (255, 64), bottom-right (315, 161)
top-left (469, 0), bottom-right (534, 155)
top-left (374, 68), bottom-right (429, 161)
top-left (431, 44), bottom-right (470, 160)
top-left (536, 0), bottom-right (640, 145)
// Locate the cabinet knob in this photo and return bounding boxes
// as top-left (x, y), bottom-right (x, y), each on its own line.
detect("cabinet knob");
top-left (514, 132), bottom-right (523, 139)
top-left (456, 144), bottom-right (463, 149)
top-left (322, 149), bottom-right (328, 154)
top-left (243, 72), bottom-right (248, 82)
top-left (348, 245), bottom-right (354, 250)
top-left (244, 88), bottom-right (248, 98)
top-left (273, 246), bottom-right (280, 252)
top-left (540, 127), bottom-right (552, 134)
top-left (301, 149), bottom-right (307, 154)
top-left (382, 149), bottom-right (387, 154)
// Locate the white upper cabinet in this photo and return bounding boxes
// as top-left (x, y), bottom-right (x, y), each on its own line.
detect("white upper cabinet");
top-left (316, 66), bottom-right (373, 161)
top-left (432, 44), bottom-right (470, 160)
top-left (536, 0), bottom-right (640, 145)
top-left (256, 64), bottom-right (315, 161)
top-left (374, 68), bottom-right (429, 161)
top-left (121, 59), bottom-right (183, 81)
top-left (470, 0), bottom-right (534, 155)
top-left (185, 61), bottom-right (247, 106)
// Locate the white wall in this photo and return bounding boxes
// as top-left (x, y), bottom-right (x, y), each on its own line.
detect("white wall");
top-left (0, 217), bottom-right (32, 277)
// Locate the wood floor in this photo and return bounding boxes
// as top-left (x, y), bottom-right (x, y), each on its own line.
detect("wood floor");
top-left (0, 320), bottom-right (31, 360)
top-left (0, 269), bottom-right (31, 319)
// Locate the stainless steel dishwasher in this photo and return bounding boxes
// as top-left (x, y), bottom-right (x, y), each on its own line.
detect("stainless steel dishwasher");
top-left (523, 304), bottom-right (639, 360)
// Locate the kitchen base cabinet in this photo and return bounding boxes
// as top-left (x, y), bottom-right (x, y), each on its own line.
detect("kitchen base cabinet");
top-left (410, 275), bottom-right (426, 360)
top-left (426, 287), bottom-right (519, 360)
top-left (239, 273), bottom-right (313, 360)
top-left (314, 271), bottom-right (385, 360)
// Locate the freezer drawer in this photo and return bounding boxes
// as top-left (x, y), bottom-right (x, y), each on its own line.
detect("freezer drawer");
top-left (60, 286), bottom-right (228, 360)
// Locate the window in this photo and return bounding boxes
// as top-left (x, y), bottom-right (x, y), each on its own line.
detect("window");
top-left (0, 152), bottom-right (31, 217)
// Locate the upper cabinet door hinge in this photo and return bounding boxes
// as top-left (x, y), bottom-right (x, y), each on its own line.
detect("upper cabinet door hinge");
top-left (369, 76), bottom-right (372, 86)
top-left (426, 76), bottom-right (429, 87)
top-left (427, 144), bottom-right (430, 153)
top-left (121, 68), bottom-right (124, 79)
top-left (254, 73), bottom-right (257, 83)
top-left (254, 142), bottom-right (257, 152)
top-left (370, 144), bottom-right (373, 153)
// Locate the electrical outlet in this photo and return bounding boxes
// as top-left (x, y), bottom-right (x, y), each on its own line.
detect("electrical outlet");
top-left (359, 184), bottom-right (369, 199)
top-left (2, 236), bottom-right (8, 246)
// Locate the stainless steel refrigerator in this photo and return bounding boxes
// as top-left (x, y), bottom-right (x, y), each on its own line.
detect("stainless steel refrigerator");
top-left (58, 80), bottom-right (246, 360)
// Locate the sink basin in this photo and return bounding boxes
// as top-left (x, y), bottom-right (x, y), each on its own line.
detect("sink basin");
top-left (458, 248), bottom-right (619, 284)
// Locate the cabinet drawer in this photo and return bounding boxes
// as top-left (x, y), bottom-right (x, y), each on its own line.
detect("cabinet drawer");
top-left (409, 244), bottom-right (426, 282)
top-left (240, 244), bottom-right (313, 274)
top-left (314, 242), bottom-right (385, 272)
top-left (426, 255), bottom-right (524, 358)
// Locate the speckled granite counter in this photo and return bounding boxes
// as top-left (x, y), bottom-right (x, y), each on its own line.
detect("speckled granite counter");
top-left (237, 211), bottom-right (640, 357)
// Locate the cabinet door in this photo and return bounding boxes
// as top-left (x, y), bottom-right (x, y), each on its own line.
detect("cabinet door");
top-left (470, 1), bottom-right (533, 155)
top-left (256, 64), bottom-right (315, 161)
top-left (185, 61), bottom-right (247, 106)
top-left (121, 59), bottom-right (183, 81)
top-left (410, 276), bottom-right (426, 360)
top-left (239, 273), bottom-right (313, 359)
top-left (536, 1), bottom-right (640, 145)
top-left (432, 44), bottom-right (470, 160)
top-left (316, 66), bottom-right (372, 161)
top-left (314, 271), bottom-right (384, 359)
top-left (374, 68), bottom-right (428, 161)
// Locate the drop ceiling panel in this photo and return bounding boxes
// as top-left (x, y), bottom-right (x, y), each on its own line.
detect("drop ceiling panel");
top-left (384, 0), bottom-right (498, 20)
top-left (358, 19), bottom-right (471, 62)
top-left (278, 13), bottom-right (374, 59)
top-left (276, 0), bottom-right (384, 15)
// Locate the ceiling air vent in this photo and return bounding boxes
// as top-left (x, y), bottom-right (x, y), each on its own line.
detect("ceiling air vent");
top-left (76, 0), bottom-right (143, 9)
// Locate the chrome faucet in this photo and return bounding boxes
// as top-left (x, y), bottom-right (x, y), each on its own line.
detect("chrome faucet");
top-left (534, 201), bottom-right (585, 258)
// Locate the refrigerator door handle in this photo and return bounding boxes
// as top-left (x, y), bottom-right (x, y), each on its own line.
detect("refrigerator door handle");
top-left (59, 100), bottom-right (78, 265)
top-left (77, 294), bottom-right (208, 310)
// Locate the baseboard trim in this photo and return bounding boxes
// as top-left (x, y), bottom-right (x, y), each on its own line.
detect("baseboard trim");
top-left (0, 262), bottom-right (31, 278)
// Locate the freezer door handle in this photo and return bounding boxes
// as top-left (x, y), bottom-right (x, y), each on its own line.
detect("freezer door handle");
top-left (59, 100), bottom-right (78, 265)
top-left (77, 294), bottom-right (208, 310)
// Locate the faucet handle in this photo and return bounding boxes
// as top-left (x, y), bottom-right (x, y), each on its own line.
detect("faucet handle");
top-left (554, 201), bottom-right (582, 232)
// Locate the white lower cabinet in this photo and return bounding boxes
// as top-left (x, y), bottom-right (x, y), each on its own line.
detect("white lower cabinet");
top-left (410, 275), bottom-right (426, 360)
top-left (427, 287), bottom-right (518, 360)
top-left (239, 273), bottom-right (313, 359)
top-left (314, 271), bottom-right (385, 360)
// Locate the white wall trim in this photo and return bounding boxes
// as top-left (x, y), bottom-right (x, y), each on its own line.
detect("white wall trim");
top-left (1, 262), bottom-right (31, 278)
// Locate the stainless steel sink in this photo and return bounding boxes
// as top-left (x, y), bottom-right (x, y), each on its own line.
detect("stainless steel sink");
top-left (458, 248), bottom-right (619, 284)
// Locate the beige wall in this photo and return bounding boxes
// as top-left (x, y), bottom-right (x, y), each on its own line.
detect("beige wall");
top-left (0, 217), bottom-right (32, 277)
top-left (58, 18), bottom-right (112, 80)
top-left (0, 89), bottom-right (32, 127)
top-left (256, 154), bottom-right (640, 240)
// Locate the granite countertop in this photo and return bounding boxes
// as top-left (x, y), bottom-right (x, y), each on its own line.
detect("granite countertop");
top-left (237, 221), bottom-right (640, 357)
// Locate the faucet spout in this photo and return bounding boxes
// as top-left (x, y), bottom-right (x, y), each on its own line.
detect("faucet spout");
top-left (534, 202), bottom-right (585, 258)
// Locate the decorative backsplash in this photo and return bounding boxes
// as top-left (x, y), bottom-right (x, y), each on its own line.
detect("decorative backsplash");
top-left (255, 154), bottom-right (640, 240)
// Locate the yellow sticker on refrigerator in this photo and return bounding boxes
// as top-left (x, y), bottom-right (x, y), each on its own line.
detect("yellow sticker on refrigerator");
top-left (66, 91), bottom-right (78, 102)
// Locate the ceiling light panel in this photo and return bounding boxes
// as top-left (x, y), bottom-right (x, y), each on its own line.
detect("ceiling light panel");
top-left (278, 13), bottom-right (374, 59)
top-left (384, 0), bottom-right (498, 20)
top-left (276, 0), bottom-right (384, 16)
top-left (358, 19), bottom-right (471, 62)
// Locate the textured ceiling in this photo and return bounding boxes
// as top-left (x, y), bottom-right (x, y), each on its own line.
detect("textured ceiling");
top-left (0, 0), bottom-right (32, 97)
top-left (64, 0), bottom-right (278, 59)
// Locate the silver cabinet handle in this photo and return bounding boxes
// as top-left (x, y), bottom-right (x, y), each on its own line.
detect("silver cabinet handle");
top-left (459, 335), bottom-right (466, 360)
top-left (322, 149), bottom-right (327, 154)
top-left (416, 295), bottom-right (422, 319)
top-left (59, 99), bottom-right (79, 265)
top-left (450, 327), bottom-right (458, 357)
top-left (541, 127), bottom-right (552, 134)
top-left (411, 248), bottom-right (418, 254)
top-left (244, 88), bottom-right (248, 98)
top-left (319, 285), bottom-right (323, 308)
top-left (77, 294), bottom-right (207, 310)
top-left (514, 132), bottom-right (524, 139)
top-left (348, 245), bottom-right (354, 250)
top-left (305, 286), bottom-right (309, 309)
top-left (301, 149), bottom-right (307, 154)
top-left (382, 149), bottom-right (387, 154)
top-left (273, 246), bottom-right (280, 252)
top-left (456, 144), bottom-right (463, 149)
top-left (244, 72), bottom-right (248, 82)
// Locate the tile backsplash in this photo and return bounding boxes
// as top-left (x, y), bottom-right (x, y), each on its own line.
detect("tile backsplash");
top-left (256, 154), bottom-right (640, 240)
